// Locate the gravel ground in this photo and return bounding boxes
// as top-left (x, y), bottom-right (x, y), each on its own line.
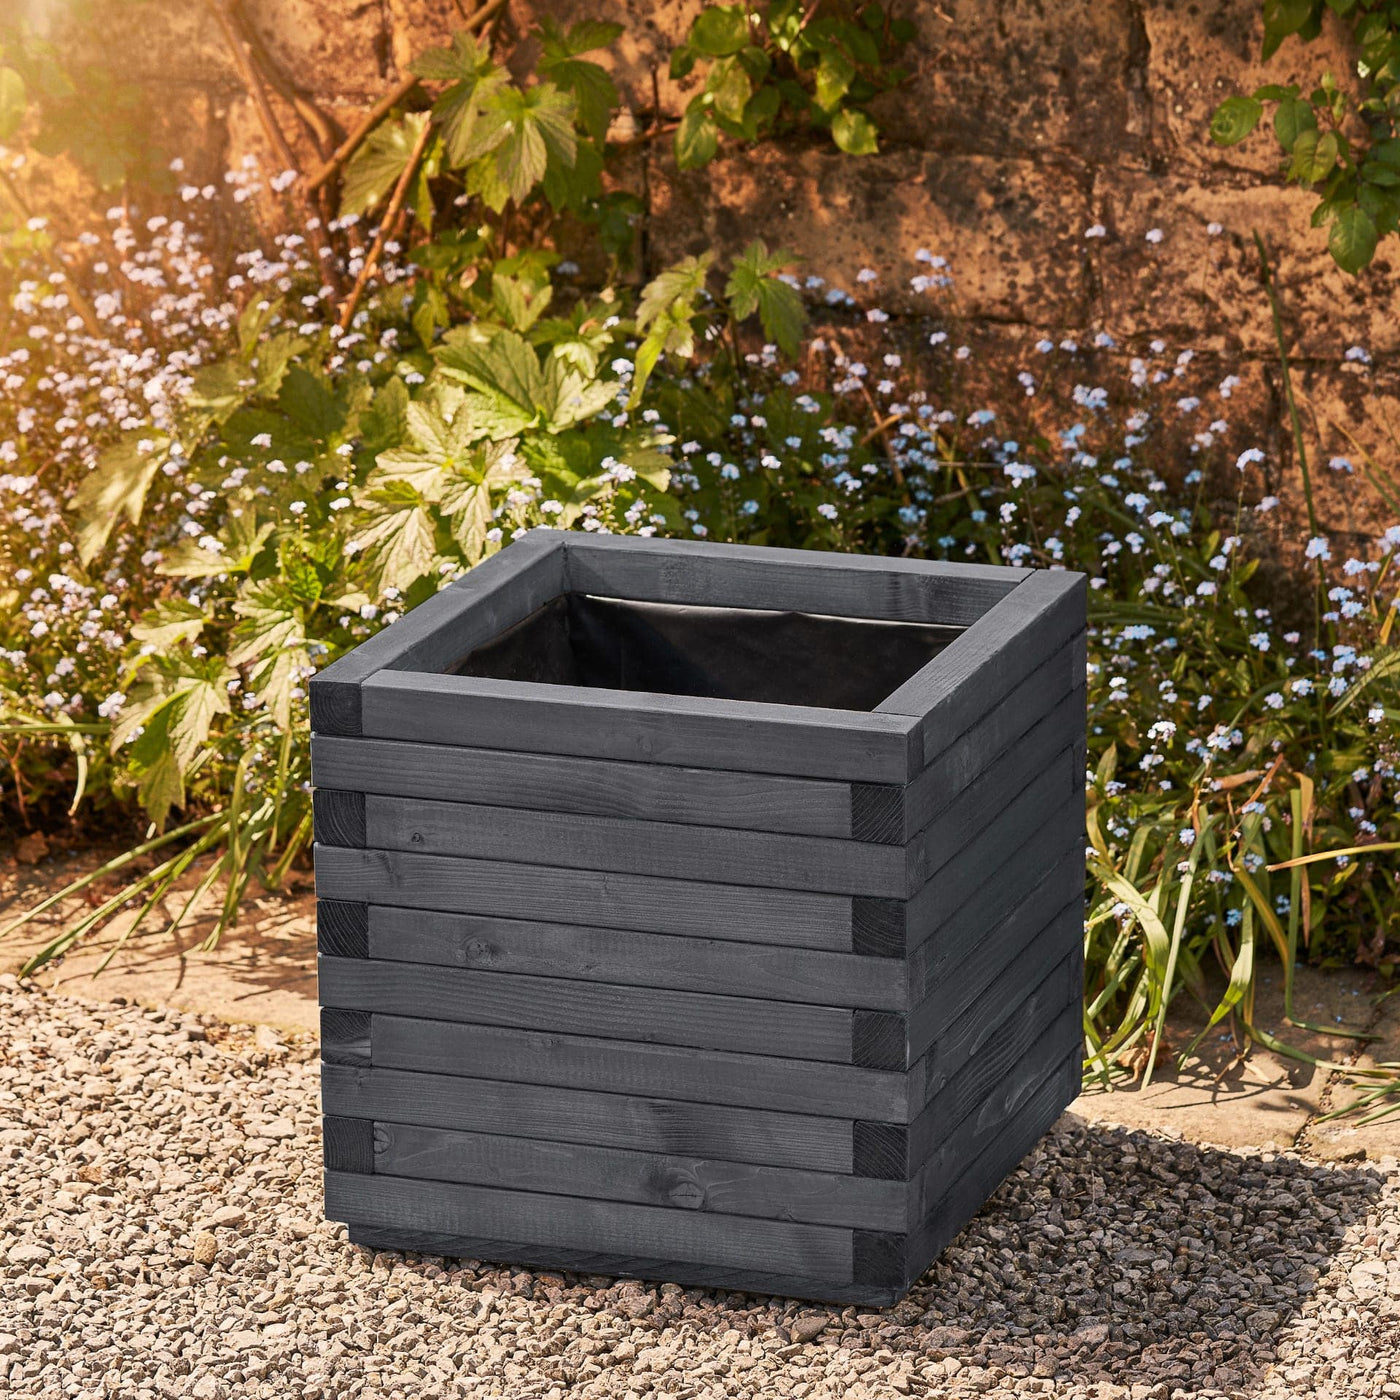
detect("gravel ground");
top-left (2, 975), bottom-right (1399, 1400)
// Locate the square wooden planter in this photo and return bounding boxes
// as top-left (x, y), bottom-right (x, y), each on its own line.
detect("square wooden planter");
top-left (310, 532), bottom-right (1087, 1306)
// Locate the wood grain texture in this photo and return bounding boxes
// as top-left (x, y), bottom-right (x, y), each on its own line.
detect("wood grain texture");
top-left (908, 745), bottom-right (1078, 896)
top-left (325, 1171), bottom-right (854, 1279)
top-left (360, 1012), bottom-right (910, 1120)
top-left (313, 846), bottom-right (856, 951)
top-left (912, 907), bottom-right (1082, 1114)
top-left (878, 572), bottom-right (1086, 764)
top-left (852, 1122), bottom-right (908, 1181)
top-left (360, 670), bottom-right (920, 783)
top-left (312, 789), bottom-right (366, 849)
top-left (309, 676), bottom-right (362, 739)
top-left (561, 534), bottom-right (1026, 627)
top-left (369, 1121), bottom-right (906, 1231)
top-left (850, 785), bottom-right (905, 844)
top-left (362, 794), bottom-right (911, 898)
top-left (320, 1008), bottom-right (372, 1067)
top-left (321, 1064), bottom-right (855, 1171)
top-left (909, 966), bottom-right (1081, 1164)
top-left (852, 1229), bottom-right (906, 1290)
top-left (903, 654), bottom-right (1079, 837)
top-left (365, 906), bottom-right (907, 1011)
top-left (312, 734), bottom-right (857, 839)
top-left (912, 840), bottom-right (1083, 1004)
top-left (908, 785), bottom-right (1085, 953)
top-left (319, 954), bottom-right (865, 1067)
top-left (323, 1115), bottom-right (375, 1174)
top-left (317, 900), bottom-right (369, 959)
top-left (910, 1047), bottom-right (1080, 1222)
top-left (346, 1224), bottom-right (902, 1306)
top-left (910, 889), bottom-right (1084, 1064)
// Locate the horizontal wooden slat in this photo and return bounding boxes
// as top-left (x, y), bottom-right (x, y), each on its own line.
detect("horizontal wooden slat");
top-left (360, 670), bottom-right (920, 782)
top-left (346, 1223), bottom-right (900, 1307)
top-left (561, 534), bottom-right (1026, 627)
top-left (312, 734), bottom-right (859, 839)
top-left (319, 956), bottom-right (858, 1065)
top-left (914, 842), bottom-right (1083, 1007)
top-left (370, 1122), bottom-right (906, 1232)
top-left (878, 572), bottom-right (1086, 764)
top-left (309, 533), bottom-right (566, 736)
top-left (314, 846), bottom-right (857, 951)
top-left (911, 880), bottom-right (1084, 1064)
top-left (321, 1064), bottom-right (855, 1172)
top-left (903, 648), bottom-right (1076, 838)
top-left (325, 1171), bottom-right (853, 1279)
top-left (910, 744), bottom-right (1078, 896)
top-left (362, 1012), bottom-right (909, 1120)
top-left (361, 794), bottom-right (908, 898)
top-left (912, 901), bottom-right (1082, 1110)
top-left (909, 963), bottom-right (1081, 1164)
top-left (911, 1046), bottom-right (1080, 1223)
top-left (908, 780), bottom-right (1085, 952)
top-left (366, 907), bottom-right (906, 1011)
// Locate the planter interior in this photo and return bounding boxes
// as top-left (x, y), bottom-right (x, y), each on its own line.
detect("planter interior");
top-left (450, 592), bottom-right (965, 711)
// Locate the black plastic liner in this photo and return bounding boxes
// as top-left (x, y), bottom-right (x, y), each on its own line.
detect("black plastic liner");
top-left (450, 593), bottom-right (963, 711)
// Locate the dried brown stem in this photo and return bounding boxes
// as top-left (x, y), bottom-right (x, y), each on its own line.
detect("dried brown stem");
top-left (337, 116), bottom-right (434, 331)
top-left (203, 0), bottom-right (297, 175)
top-left (229, 0), bottom-right (336, 157)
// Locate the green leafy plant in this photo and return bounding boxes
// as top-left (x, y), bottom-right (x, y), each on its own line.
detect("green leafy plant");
top-left (1210, 0), bottom-right (1400, 273)
top-left (669, 0), bottom-right (913, 169)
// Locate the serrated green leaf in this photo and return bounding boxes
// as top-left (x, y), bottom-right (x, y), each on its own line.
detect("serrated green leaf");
top-left (637, 253), bottom-right (715, 331)
top-left (537, 17), bottom-right (620, 142)
top-left (675, 103), bottom-right (719, 169)
top-left (1329, 202), bottom-right (1379, 274)
top-left (1261, 0), bottom-right (1317, 60)
top-left (340, 112), bottom-right (428, 219)
top-left (706, 57), bottom-right (752, 122)
top-left (1210, 94), bottom-right (1263, 146)
top-left (135, 740), bottom-right (185, 832)
top-left (185, 360), bottom-right (249, 424)
top-left (691, 5), bottom-right (750, 56)
top-left (71, 433), bottom-right (169, 566)
top-left (435, 327), bottom-right (550, 434)
top-left (359, 376), bottom-right (411, 453)
top-left (1288, 127), bottom-right (1338, 183)
top-left (831, 108), bottom-right (878, 155)
top-left (349, 477), bottom-right (439, 595)
top-left (114, 655), bottom-right (235, 826)
top-left (431, 51), bottom-right (509, 169)
top-left (725, 240), bottom-right (806, 358)
top-left (469, 82), bottom-right (577, 208)
top-left (815, 46), bottom-right (855, 111)
top-left (131, 599), bottom-right (207, 649)
top-left (230, 580), bottom-right (308, 729)
top-left (1273, 95), bottom-right (1316, 149)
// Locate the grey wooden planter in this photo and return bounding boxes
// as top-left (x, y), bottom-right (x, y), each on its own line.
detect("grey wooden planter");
top-left (310, 532), bottom-right (1086, 1306)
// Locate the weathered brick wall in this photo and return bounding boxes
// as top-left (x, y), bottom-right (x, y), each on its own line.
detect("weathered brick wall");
top-left (41, 1), bottom-right (1400, 546)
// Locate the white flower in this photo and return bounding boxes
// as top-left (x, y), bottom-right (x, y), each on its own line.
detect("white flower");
top-left (816, 502), bottom-right (839, 520)
top-left (1145, 228), bottom-right (1164, 244)
top-left (1084, 223), bottom-right (1107, 238)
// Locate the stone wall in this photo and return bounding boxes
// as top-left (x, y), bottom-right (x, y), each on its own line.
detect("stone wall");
top-left (33, 0), bottom-right (1400, 546)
